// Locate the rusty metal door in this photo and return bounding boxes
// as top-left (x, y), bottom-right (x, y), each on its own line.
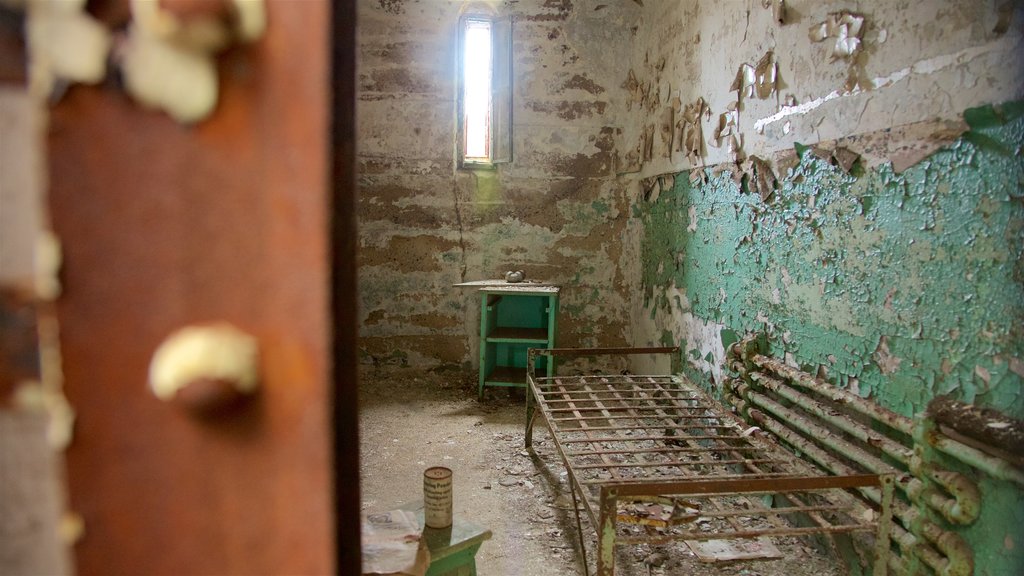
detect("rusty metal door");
top-left (35, 1), bottom-right (360, 574)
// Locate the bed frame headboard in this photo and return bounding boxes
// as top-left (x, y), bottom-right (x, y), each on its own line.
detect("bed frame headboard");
top-left (724, 333), bottom-right (996, 576)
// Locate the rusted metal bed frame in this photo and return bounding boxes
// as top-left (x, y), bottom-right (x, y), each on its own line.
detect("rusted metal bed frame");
top-left (525, 347), bottom-right (895, 576)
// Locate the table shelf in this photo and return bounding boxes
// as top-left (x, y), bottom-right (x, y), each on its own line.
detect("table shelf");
top-left (483, 366), bottom-right (528, 386)
top-left (486, 326), bottom-right (550, 343)
top-left (478, 286), bottom-right (558, 399)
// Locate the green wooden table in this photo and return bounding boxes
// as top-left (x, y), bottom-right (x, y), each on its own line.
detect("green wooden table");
top-left (477, 285), bottom-right (559, 399)
top-left (401, 508), bottom-right (492, 576)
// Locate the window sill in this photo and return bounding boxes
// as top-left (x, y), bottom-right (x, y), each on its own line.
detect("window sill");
top-left (458, 161), bottom-right (499, 172)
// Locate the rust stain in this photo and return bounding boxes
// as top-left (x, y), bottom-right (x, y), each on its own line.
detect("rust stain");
top-left (359, 157), bottom-right (452, 176)
top-left (562, 73), bottom-right (606, 95)
top-left (549, 127), bottom-right (616, 177)
top-left (594, 126), bottom-right (616, 151)
top-left (549, 151), bottom-right (611, 178)
top-left (557, 314), bottom-right (630, 348)
top-left (360, 235), bottom-right (459, 272)
top-left (526, 14), bottom-right (571, 22)
top-left (559, 44), bottom-right (580, 65)
top-left (453, 178), bottom-right (608, 234)
top-left (529, 100), bottom-right (607, 120)
top-left (360, 68), bottom-right (432, 93)
top-left (364, 309), bottom-right (387, 326)
top-left (523, 0), bottom-right (573, 21)
top-left (408, 313), bottom-right (460, 329)
top-left (527, 1), bottom-right (574, 23)
top-left (360, 335), bottom-right (468, 365)
top-left (363, 41), bottom-right (423, 66)
top-left (358, 204), bottom-right (449, 229)
top-left (364, 310), bottom-right (460, 330)
top-left (377, 0), bottom-right (405, 15)
top-left (358, 186), bottom-right (452, 229)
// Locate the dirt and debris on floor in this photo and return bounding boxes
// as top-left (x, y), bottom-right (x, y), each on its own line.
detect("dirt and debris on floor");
top-left (359, 366), bottom-right (849, 575)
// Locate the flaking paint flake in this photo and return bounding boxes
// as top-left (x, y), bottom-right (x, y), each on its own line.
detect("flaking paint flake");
top-left (637, 104), bottom-right (1024, 421)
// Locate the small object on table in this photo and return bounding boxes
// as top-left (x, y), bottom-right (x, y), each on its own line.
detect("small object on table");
top-left (451, 279), bottom-right (541, 287)
top-left (504, 270), bottom-right (525, 283)
top-left (423, 467), bottom-right (453, 529)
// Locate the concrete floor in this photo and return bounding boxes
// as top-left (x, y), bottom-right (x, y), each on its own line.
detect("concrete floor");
top-left (358, 365), bottom-right (848, 576)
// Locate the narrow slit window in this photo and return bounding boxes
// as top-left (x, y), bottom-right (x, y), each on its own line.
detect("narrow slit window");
top-left (459, 14), bottom-right (512, 167)
top-left (463, 19), bottom-right (492, 161)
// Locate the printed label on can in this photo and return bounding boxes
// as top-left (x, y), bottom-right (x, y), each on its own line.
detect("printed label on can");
top-left (423, 466), bottom-right (453, 528)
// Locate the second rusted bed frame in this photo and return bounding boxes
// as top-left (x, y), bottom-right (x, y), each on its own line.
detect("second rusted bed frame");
top-left (525, 347), bottom-right (894, 576)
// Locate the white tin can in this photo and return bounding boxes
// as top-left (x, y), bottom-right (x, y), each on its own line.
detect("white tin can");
top-left (423, 466), bottom-right (453, 528)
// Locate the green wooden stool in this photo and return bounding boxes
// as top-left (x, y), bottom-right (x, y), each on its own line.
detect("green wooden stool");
top-left (422, 521), bottom-right (490, 576)
top-left (477, 285), bottom-right (559, 399)
top-left (419, 517), bottom-right (491, 576)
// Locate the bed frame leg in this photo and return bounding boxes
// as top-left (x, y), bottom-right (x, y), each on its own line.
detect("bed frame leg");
top-left (597, 487), bottom-right (617, 576)
top-left (526, 350), bottom-right (538, 448)
top-left (568, 475), bottom-right (590, 576)
top-left (525, 381), bottom-right (536, 449)
top-left (872, 474), bottom-right (895, 576)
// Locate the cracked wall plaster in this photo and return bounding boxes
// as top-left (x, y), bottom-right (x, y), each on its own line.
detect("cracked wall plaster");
top-left (636, 110), bottom-right (1024, 416)
top-left (632, 108), bottom-right (1024, 573)
top-left (356, 0), bottom-right (641, 368)
top-left (618, 0), bottom-right (1024, 179)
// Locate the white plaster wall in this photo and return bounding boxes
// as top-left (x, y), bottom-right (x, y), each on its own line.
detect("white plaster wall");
top-left (619, 0), bottom-right (1024, 370)
top-left (356, 0), bottom-right (642, 367)
top-left (620, 0), bottom-right (1024, 179)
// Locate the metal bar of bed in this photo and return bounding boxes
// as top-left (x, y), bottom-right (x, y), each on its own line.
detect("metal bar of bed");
top-left (525, 347), bottom-right (894, 576)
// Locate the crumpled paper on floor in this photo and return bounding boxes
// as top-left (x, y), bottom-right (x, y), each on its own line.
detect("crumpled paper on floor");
top-left (361, 510), bottom-right (430, 576)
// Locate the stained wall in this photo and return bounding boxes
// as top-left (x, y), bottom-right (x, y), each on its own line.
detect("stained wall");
top-left (620, 0), bottom-right (1023, 408)
top-left (633, 103), bottom-right (1024, 576)
top-left (634, 114), bottom-right (1024, 415)
top-left (355, 0), bottom-right (1024, 569)
top-left (357, 0), bottom-right (641, 368)
top-left (617, 0), bottom-right (1024, 178)
top-left (622, 1), bottom-right (1024, 573)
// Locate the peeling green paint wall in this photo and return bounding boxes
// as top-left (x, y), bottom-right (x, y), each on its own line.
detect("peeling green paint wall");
top-left (961, 476), bottom-right (1024, 575)
top-left (635, 104), bottom-right (1024, 573)
top-left (638, 105), bottom-right (1023, 417)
